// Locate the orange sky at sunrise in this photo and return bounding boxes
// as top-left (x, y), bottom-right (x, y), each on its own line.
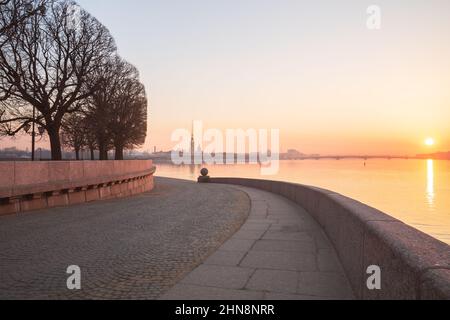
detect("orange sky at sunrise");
top-left (1, 0), bottom-right (450, 156)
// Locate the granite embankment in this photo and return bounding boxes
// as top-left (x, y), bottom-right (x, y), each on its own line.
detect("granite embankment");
top-left (0, 160), bottom-right (156, 216)
top-left (208, 178), bottom-right (450, 300)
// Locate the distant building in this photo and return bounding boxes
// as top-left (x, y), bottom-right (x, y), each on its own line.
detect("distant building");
top-left (283, 149), bottom-right (305, 160)
top-left (191, 125), bottom-right (196, 164)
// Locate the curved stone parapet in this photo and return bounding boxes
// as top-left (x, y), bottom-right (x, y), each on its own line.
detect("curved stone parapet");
top-left (0, 160), bottom-right (156, 216)
top-left (209, 178), bottom-right (450, 300)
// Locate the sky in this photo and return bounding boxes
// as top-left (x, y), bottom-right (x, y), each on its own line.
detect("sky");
top-left (2, 0), bottom-right (450, 155)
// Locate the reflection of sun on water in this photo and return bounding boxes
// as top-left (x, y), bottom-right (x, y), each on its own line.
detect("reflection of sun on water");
top-left (427, 159), bottom-right (435, 208)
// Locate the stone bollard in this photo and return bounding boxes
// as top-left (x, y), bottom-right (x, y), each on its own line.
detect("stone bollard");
top-left (197, 168), bottom-right (210, 183)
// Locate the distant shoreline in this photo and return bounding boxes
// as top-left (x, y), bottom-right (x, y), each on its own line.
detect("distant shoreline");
top-left (1, 157), bottom-right (449, 163)
top-left (150, 157), bottom-right (450, 165)
top-left (1, 153), bottom-right (449, 162)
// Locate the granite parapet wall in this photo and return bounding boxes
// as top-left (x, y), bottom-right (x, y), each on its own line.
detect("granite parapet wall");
top-left (0, 160), bottom-right (156, 216)
top-left (210, 177), bottom-right (450, 300)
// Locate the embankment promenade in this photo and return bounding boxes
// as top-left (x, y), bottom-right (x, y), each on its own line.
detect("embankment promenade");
top-left (0, 171), bottom-right (449, 300)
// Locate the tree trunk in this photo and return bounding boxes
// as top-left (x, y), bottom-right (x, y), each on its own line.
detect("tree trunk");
top-left (75, 148), bottom-right (80, 161)
top-left (99, 144), bottom-right (108, 161)
top-left (48, 127), bottom-right (63, 161)
top-left (90, 147), bottom-right (95, 161)
top-left (115, 146), bottom-right (124, 160)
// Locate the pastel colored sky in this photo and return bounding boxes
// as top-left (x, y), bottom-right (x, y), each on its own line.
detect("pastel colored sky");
top-left (2, 0), bottom-right (450, 155)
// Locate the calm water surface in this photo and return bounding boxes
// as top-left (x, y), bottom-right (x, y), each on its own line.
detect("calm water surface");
top-left (156, 159), bottom-right (450, 244)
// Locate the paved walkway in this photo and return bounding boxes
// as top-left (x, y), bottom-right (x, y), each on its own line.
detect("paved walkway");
top-left (1, 177), bottom-right (354, 300)
top-left (161, 185), bottom-right (355, 300)
top-left (0, 178), bottom-right (249, 300)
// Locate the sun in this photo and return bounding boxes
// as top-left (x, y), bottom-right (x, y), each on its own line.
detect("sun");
top-left (425, 138), bottom-right (435, 146)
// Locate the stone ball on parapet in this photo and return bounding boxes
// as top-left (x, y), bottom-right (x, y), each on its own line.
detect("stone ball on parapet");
top-left (200, 168), bottom-right (209, 177)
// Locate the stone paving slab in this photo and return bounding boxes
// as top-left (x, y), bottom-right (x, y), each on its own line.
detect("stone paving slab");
top-left (318, 249), bottom-right (345, 272)
top-left (297, 272), bottom-right (354, 298)
top-left (265, 292), bottom-right (345, 300)
top-left (204, 251), bottom-right (247, 267)
top-left (240, 250), bottom-right (317, 271)
top-left (180, 265), bottom-right (255, 289)
top-left (220, 239), bottom-right (256, 252)
top-left (262, 230), bottom-right (315, 242)
top-left (233, 229), bottom-right (267, 240)
top-left (161, 185), bottom-right (355, 300)
top-left (246, 269), bottom-right (299, 294)
top-left (252, 239), bottom-right (316, 254)
top-left (160, 284), bottom-right (265, 300)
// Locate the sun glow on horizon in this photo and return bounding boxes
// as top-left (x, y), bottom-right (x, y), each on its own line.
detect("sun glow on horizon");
top-left (425, 138), bottom-right (435, 147)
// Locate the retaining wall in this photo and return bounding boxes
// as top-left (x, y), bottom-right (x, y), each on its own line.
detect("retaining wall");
top-left (0, 160), bottom-right (156, 216)
top-left (210, 178), bottom-right (450, 300)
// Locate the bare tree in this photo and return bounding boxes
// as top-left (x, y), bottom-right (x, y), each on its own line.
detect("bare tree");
top-left (83, 62), bottom-right (115, 161)
top-left (83, 56), bottom-right (122, 160)
top-left (83, 57), bottom-right (148, 161)
top-left (108, 62), bottom-right (147, 160)
top-left (0, 0), bottom-right (116, 160)
top-left (83, 112), bottom-right (97, 160)
top-left (61, 111), bottom-right (86, 160)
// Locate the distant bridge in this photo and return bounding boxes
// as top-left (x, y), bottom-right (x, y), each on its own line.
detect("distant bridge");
top-left (287, 155), bottom-right (414, 161)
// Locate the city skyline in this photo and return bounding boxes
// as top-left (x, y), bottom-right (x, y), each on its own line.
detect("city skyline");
top-left (1, 121), bottom-right (449, 157)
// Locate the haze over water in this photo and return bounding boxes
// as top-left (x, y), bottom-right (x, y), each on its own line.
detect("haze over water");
top-left (156, 159), bottom-right (450, 244)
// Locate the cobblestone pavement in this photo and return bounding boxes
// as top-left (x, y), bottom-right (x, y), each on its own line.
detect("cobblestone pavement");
top-left (0, 178), bottom-right (250, 300)
top-left (161, 185), bottom-right (355, 300)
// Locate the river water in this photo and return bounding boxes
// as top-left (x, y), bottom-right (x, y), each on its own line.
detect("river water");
top-left (155, 159), bottom-right (450, 245)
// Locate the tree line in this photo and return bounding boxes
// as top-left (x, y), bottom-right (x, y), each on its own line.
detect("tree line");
top-left (0, 0), bottom-right (148, 160)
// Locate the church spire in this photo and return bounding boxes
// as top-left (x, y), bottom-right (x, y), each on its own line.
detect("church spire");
top-left (190, 121), bottom-right (195, 163)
